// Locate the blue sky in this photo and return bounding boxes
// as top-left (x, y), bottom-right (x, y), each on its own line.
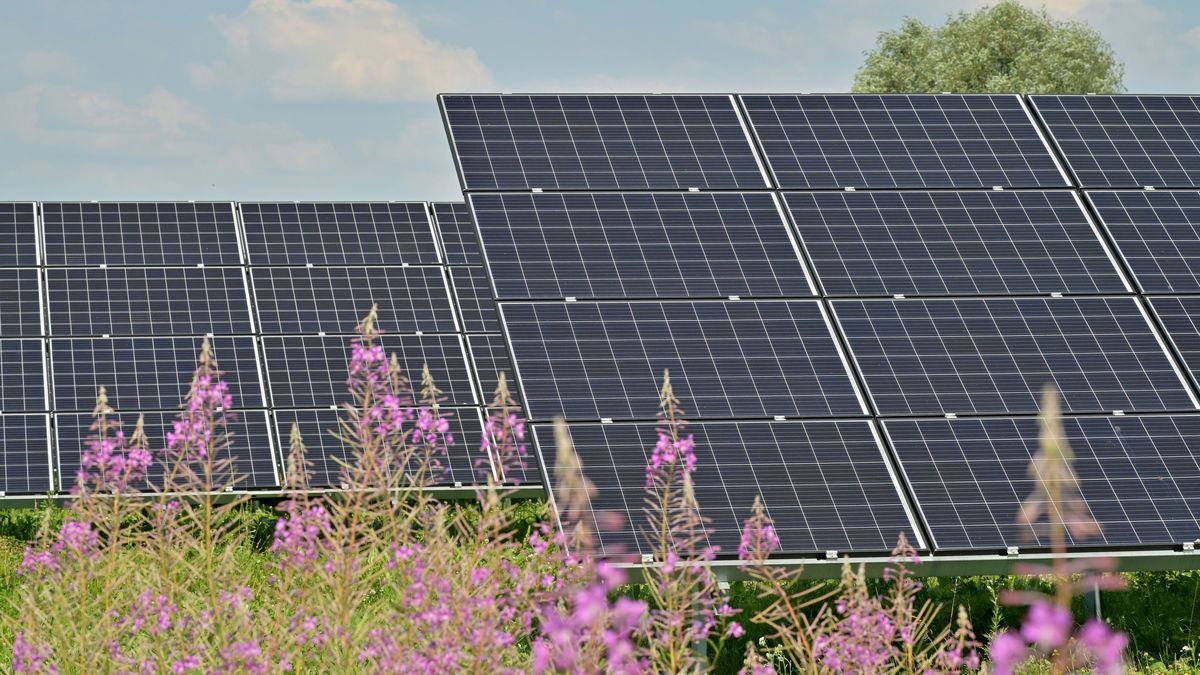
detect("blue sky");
top-left (2, 0), bottom-right (1198, 201)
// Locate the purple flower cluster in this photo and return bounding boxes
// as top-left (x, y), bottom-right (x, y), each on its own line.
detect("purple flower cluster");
top-left (272, 503), bottom-right (333, 572)
top-left (532, 562), bottom-right (647, 673)
top-left (77, 426), bottom-right (152, 493)
top-left (645, 431), bottom-right (696, 483)
top-left (989, 599), bottom-right (1127, 674)
top-left (738, 498), bottom-right (781, 561)
top-left (12, 633), bottom-right (56, 674)
top-left (480, 408), bottom-right (528, 483)
top-left (167, 341), bottom-right (235, 462)
top-left (19, 520), bottom-right (98, 579)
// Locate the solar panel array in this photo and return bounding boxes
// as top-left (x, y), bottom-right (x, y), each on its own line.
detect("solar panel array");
top-left (0, 201), bottom-right (535, 497)
top-left (441, 93), bottom-right (1200, 559)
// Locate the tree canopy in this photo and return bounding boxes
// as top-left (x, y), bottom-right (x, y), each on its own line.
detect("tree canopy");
top-left (852, 0), bottom-right (1124, 94)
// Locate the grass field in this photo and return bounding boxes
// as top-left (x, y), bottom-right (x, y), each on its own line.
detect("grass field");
top-left (2, 502), bottom-right (1197, 673)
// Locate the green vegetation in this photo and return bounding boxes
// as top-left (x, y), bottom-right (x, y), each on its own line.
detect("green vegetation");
top-left (853, 0), bottom-right (1125, 94)
top-left (1, 504), bottom-right (1197, 671)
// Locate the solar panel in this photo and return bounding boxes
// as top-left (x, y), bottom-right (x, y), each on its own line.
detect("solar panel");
top-left (0, 269), bottom-right (44, 337)
top-left (501, 300), bottom-right (865, 422)
top-left (41, 202), bottom-right (240, 266)
top-left (261, 334), bottom-right (476, 408)
top-left (240, 202), bottom-right (439, 265)
top-left (0, 414), bottom-right (51, 494)
top-left (0, 203), bottom-right (38, 266)
top-left (1086, 190), bottom-right (1200, 292)
top-left (469, 191), bottom-right (814, 300)
top-left (0, 340), bottom-right (46, 413)
top-left (537, 420), bottom-right (921, 557)
top-left (46, 267), bottom-right (252, 336)
top-left (440, 94), bottom-right (768, 191)
top-left (741, 94), bottom-right (1068, 189)
top-left (56, 410), bottom-right (278, 491)
top-left (784, 190), bottom-right (1129, 296)
top-left (1147, 296), bottom-right (1200, 384)
top-left (467, 334), bottom-right (520, 407)
top-left (832, 297), bottom-right (1197, 416)
top-left (251, 266), bottom-right (456, 334)
top-left (884, 415), bottom-right (1200, 550)
top-left (449, 266), bottom-right (499, 333)
top-left (273, 407), bottom-right (487, 487)
top-left (49, 336), bottom-right (264, 412)
top-left (1032, 95), bottom-right (1200, 188)
top-left (432, 202), bottom-right (482, 265)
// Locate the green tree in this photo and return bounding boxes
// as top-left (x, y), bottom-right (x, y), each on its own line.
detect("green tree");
top-left (852, 0), bottom-right (1124, 94)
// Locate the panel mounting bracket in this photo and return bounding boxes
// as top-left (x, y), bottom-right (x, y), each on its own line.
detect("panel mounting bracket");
top-left (773, 415), bottom-right (786, 421)
top-left (945, 413), bottom-right (957, 419)
top-left (1112, 410), bottom-right (1125, 416)
top-left (1006, 546), bottom-right (1020, 557)
top-left (1183, 542), bottom-right (1195, 552)
top-left (992, 186), bottom-right (1004, 191)
top-left (687, 187), bottom-right (700, 192)
top-left (1143, 186), bottom-right (1156, 191)
top-left (601, 418), bottom-right (613, 424)
top-left (641, 553), bottom-right (654, 564)
top-left (843, 186), bottom-right (856, 192)
top-left (532, 188), bottom-right (543, 193)
top-left (825, 550), bottom-right (839, 560)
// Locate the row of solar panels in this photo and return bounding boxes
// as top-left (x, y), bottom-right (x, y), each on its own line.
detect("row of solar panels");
top-left (437, 94), bottom-right (1200, 559)
top-left (442, 94), bottom-right (1200, 191)
top-left (0, 201), bottom-right (529, 496)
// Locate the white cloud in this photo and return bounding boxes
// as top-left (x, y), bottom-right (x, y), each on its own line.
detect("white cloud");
top-left (0, 83), bottom-right (337, 174)
top-left (192, 0), bottom-right (492, 101)
top-left (17, 50), bottom-right (81, 78)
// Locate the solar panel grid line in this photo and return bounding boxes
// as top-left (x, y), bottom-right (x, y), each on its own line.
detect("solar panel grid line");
top-left (261, 334), bottom-right (478, 409)
top-left (430, 202), bottom-right (483, 266)
top-left (48, 336), bottom-right (266, 413)
top-left (41, 202), bottom-right (243, 266)
top-left (728, 94), bottom-right (776, 189)
top-left (1030, 95), bottom-right (1200, 189)
top-left (0, 339), bottom-right (49, 414)
top-left (500, 299), bottom-right (868, 422)
top-left (272, 406), bottom-right (494, 488)
top-left (439, 94), bottom-right (770, 192)
top-left (238, 202), bottom-right (440, 266)
top-left (448, 266), bottom-right (499, 333)
top-left (0, 203), bottom-right (39, 267)
top-left (1145, 296), bottom-right (1200, 401)
top-left (249, 265), bottom-right (458, 335)
top-left (1018, 94), bottom-right (1076, 187)
top-left (882, 413), bottom-right (1200, 551)
top-left (468, 191), bottom-right (818, 301)
top-left (0, 414), bottom-right (54, 495)
top-left (781, 190), bottom-right (1133, 297)
top-left (829, 296), bottom-right (1200, 417)
top-left (865, 419), bottom-right (930, 550)
top-left (1084, 189), bottom-right (1200, 293)
top-left (55, 410), bottom-right (280, 492)
top-left (45, 267), bottom-right (256, 337)
top-left (533, 419), bottom-right (925, 557)
top-left (1132, 296), bottom-right (1200, 410)
top-left (739, 94), bottom-right (1070, 190)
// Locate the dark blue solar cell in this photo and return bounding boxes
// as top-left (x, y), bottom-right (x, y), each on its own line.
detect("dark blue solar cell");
top-left (441, 94), bottom-right (768, 191)
top-left (1032, 95), bottom-right (1200, 188)
top-left (261, 334), bottom-right (475, 408)
top-left (252, 266), bottom-right (456, 334)
top-left (0, 340), bottom-right (46, 413)
top-left (241, 202), bottom-right (439, 265)
top-left (0, 203), bottom-right (38, 266)
top-left (49, 336), bottom-right (264, 412)
top-left (742, 94), bottom-right (1068, 189)
top-left (1087, 190), bottom-right (1200, 292)
top-left (56, 410), bottom-right (278, 491)
top-left (273, 407), bottom-right (495, 487)
top-left (784, 190), bottom-right (1128, 296)
top-left (470, 192), bottom-right (813, 300)
top-left (0, 269), bottom-right (44, 337)
top-left (885, 415), bottom-right (1200, 550)
top-left (502, 300), bottom-right (865, 422)
top-left (833, 297), bottom-right (1196, 416)
top-left (0, 414), bottom-right (51, 493)
top-left (47, 267), bottom-right (252, 336)
top-left (467, 334), bottom-right (521, 408)
top-left (432, 202), bottom-right (481, 265)
top-left (538, 419), bottom-right (921, 557)
top-left (1148, 296), bottom-right (1200, 386)
top-left (42, 202), bottom-right (240, 266)
top-left (450, 266), bottom-right (499, 333)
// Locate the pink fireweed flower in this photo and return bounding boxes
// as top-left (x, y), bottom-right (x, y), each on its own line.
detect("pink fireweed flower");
top-left (645, 431), bottom-right (697, 484)
top-left (738, 497), bottom-right (781, 560)
top-left (480, 408), bottom-right (529, 483)
top-left (167, 338), bottom-right (234, 461)
top-left (218, 641), bottom-right (266, 675)
top-left (170, 656), bottom-right (201, 674)
top-left (272, 503), bottom-right (332, 572)
top-left (1077, 619), bottom-right (1128, 673)
top-left (119, 590), bottom-right (177, 636)
top-left (987, 631), bottom-right (1028, 675)
top-left (76, 389), bottom-right (153, 492)
top-left (1019, 600), bottom-right (1073, 649)
top-left (532, 562), bottom-right (647, 674)
top-left (12, 633), bottom-right (56, 674)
